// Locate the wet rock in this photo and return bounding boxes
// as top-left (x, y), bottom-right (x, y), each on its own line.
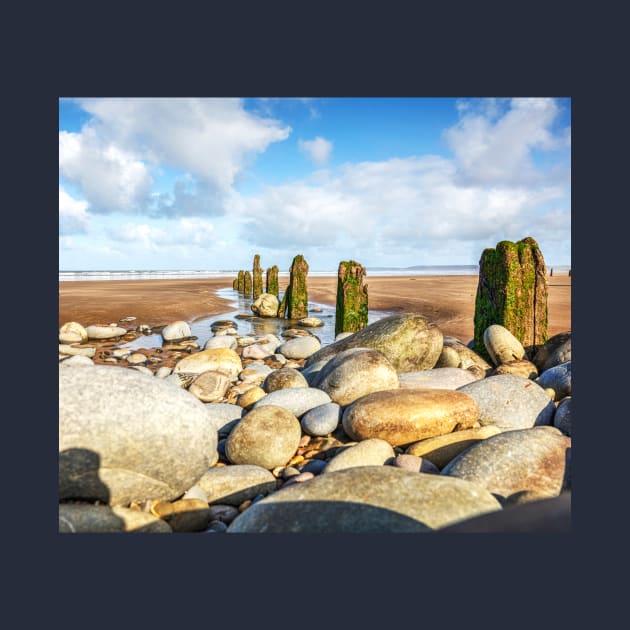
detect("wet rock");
top-left (85, 325), bottom-right (128, 340)
top-left (251, 293), bottom-right (280, 317)
top-left (490, 359), bottom-right (538, 379)
top-left (204, 336), bottom-right (238, 351)
top-left (162, 321), bottom-right (192, 341)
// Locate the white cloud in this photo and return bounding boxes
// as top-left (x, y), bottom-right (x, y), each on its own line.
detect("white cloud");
top-left (232, 152), bottom-right (569, 266)
top-left (60, 98), bottom-right (291, 214)
top-left (444, 97), bottom-right (569, 186)
top-left (59, 187), bottom-right (89, 234)
top-left (298, 136), bottom-right (333, 165)
top-left (59, 128), bottom-right (154, 212)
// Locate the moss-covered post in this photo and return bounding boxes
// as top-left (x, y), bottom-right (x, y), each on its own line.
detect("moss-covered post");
top-left (252, 254), bottom-right (263, 300)
top-left (237, 270), bottom-right (245, 293)
top-left (335, 260), bottom-right (369, 336)
top-left (232, 277), bottom-right (238, 290)
top-left (278, 254), bottom-right (309, 319)
top-left (266, 265), bottom-right (279, 297)
top-left (473, 236), bottom-right (548, 360)
top-left (243, 270), bottom-right (252, 296)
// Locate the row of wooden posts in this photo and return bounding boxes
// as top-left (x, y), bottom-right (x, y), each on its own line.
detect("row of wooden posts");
top-left (232, 237), bottom-right (556, 361)
top-left (232, 254), bottom-right (368, 336)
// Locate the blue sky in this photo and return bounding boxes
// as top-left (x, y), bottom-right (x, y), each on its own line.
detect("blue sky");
top-left (59, 97), bottom-right (571, 270)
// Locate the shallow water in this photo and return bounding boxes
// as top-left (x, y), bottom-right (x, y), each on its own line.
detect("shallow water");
top-left (121, 287), bottom-right (393, 351)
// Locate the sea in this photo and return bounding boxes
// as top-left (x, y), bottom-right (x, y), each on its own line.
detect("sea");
top-left (59, 266), bottom-right (484, 282)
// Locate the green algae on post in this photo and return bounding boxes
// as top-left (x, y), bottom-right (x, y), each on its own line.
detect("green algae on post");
top-left (237, 270), bottom-right (245, 293)
top-left (473, 236), bottom-right (548, 361)
top-left (243, 270), bottom-right (252, 296)
top-left (335, 260), bottom-right (368, 336)
top-left (252, 254), bottom-right (263, 300)
top-left (278, 255), bottom-right (309, 319)
top-left (266, 265), bottom-right (279, 297)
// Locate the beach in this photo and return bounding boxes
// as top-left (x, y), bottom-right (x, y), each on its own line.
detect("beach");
top-left (59, 273), bottom-right (571, 343)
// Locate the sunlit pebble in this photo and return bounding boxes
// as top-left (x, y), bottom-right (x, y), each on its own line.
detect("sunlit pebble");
top-left (299, 435), bottom-right (311, 448)
top-left (282, 466), bottom-right (301, 479)
top-left (238, 499), bottom-right (253, 512)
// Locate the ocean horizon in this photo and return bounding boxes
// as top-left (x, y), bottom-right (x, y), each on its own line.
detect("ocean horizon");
top-left (58, 264), bottom-right (571, 282)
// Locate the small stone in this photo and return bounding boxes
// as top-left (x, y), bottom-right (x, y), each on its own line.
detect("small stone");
top-left (162, 321), bottom-right (192, 341)
top-left (207, 504), bottom-right (239, 524)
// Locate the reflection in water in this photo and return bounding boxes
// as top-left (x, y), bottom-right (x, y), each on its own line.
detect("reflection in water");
top-left (122, 288), bottom-right (391, 351)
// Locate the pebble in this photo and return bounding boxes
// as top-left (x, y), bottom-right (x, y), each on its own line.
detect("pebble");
top-left (162, 320), bottom-right (192, 341)
top-left (252, 387), bottom-right (332, 418)
top-left (277, 336), bottom-right (321, 360)
top-left (300, 402), bottom-right (342, 436)
top-left (85, 324), bottom-right (128, 340)
top-left (457, 373), bottom-right (556, 430)
top-left (483, 324), bottom-right (526, 366)
top-left (225, 405), bottom-right (302, 469)
top-left (262, 367), bottom-right (308, 392)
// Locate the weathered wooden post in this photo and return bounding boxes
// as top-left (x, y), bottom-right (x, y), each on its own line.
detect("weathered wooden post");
top-left (244, 270), bottom-right (252, 296)
top-left (237, 270), bottom-right (245, 293)
top-left (266, 265), bottom-right (279, 297)
top-left (252, 254), bottom-right (263, 300)
top-left (473, 236), bottom-right (548, 360)
top-left (278, 255), bottom-right (309, 319)
top-left (232, 276), bottom-right (238, 290)
top-left (335, 260), bottom-right (368, 336)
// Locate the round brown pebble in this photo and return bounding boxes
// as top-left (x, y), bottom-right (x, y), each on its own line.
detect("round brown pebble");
top-left (238, 499), bottom-right (253, 512)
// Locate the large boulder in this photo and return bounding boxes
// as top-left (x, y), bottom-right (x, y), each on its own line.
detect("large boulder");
top-left (251, 293), bottom-right (280, 318)
top-left (227, 466), bottom-right (502, 533)
top-left (59, 366), bottom-right (218, 506)
top-left (441, 426), bottom-right (571, 502)
top-left (342, 388), bottom-right (479, 447)
top-left (304, 314), bottom-right (443, 373)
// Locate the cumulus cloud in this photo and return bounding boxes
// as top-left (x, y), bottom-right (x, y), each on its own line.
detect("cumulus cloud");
top-left (233, 151), bottom-right (569, 265)
top-left (298, 136), bottom-right (333, 165)
top-left (59, 128), bottom-right (154, 213)
top-left (444, 97), bottom-right (570, 188)
top-left (59, 187), bottom-right (90, 234)
top-left (60, 98), bottom-right (291, 215)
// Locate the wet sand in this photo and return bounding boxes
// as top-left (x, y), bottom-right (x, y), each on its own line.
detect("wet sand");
top-left (59, 274), bottom-right (571, 343)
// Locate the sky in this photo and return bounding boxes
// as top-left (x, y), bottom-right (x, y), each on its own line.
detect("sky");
top-left (59, 97), bottom-right (571, 271)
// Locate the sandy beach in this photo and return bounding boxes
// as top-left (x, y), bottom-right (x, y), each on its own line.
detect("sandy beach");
top-left (59, 274), bottom-right (571, 343)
